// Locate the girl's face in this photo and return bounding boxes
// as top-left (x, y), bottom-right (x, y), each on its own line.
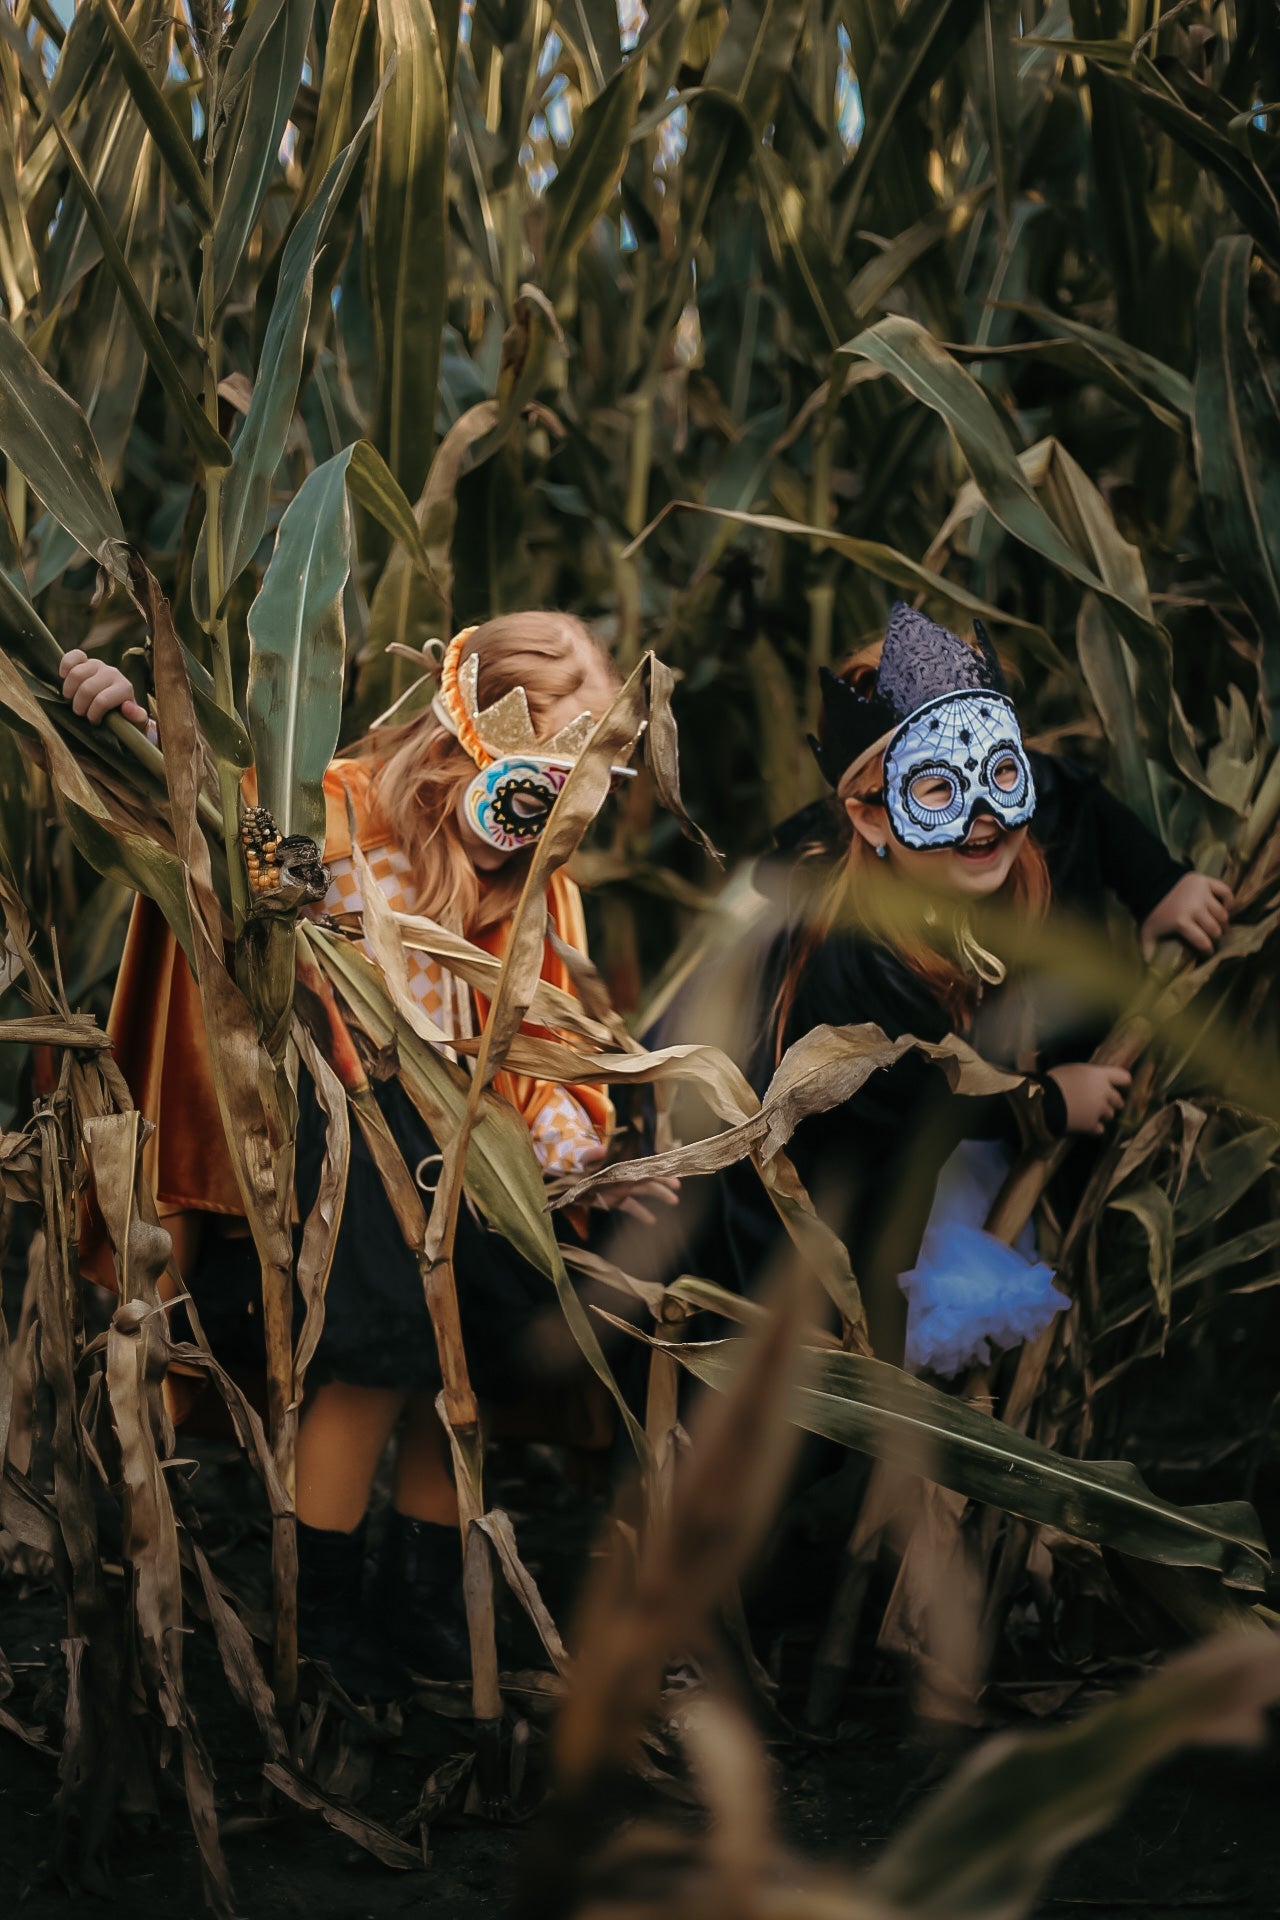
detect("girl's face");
top-left (456, 673), bottom-right (617, 871)
top-left (845, 788), bottom-right (1027, 899)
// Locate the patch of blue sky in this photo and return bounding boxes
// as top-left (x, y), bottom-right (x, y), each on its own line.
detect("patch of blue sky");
top-left (545, 71), bottom-right (574, 146)
top-left (657, 98), bottom-right (686, 174)
top-left (538, 29), bottom-right (563, 76)
top-left (521, 132), bottom-right (557, 196)
top-left (621, 212), bottom-right (637, 253)
top-left (460, 0), bottom-right (474, 41)
top-left (33, 0), bottom-right (68, 76)
top-left (836, 23), bottom-right (863, 150)
top-left (619, 0), bottom-right (646, 52)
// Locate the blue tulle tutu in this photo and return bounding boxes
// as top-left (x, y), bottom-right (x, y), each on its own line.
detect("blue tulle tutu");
top-left (898, 1141), bottom-right (1070, 1379)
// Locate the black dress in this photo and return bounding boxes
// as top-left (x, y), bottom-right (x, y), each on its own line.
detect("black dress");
top-left (181, 1073), bottom-right (577, 1401)
top-left (716, 754), bottom-right (1186, 1354)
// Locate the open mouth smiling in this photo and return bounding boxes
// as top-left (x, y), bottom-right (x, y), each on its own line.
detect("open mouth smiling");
top-left (956, 824), bottom-right (1005, 859)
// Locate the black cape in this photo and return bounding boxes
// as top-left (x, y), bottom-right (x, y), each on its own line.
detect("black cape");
top-left (704, 754), bottom-right (1186, 1355)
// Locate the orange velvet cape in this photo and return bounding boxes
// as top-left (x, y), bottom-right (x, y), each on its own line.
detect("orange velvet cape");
top-left (82, 758), bottom-right (612, 1285)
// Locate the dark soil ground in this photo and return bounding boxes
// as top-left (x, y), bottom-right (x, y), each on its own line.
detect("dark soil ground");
top-left (4, 1251), bottom-right (1280, 1919)
top-left (3, 1418), bottom-right (1280, 1920)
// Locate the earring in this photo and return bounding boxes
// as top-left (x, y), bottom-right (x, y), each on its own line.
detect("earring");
top-left (875, 844), bottom-right (889, 861)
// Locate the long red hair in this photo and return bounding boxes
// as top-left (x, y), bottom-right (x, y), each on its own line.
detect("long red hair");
top-left (352, 612), bottom-right (619, 934)
top-left (773, 641), bottom-right (1050, 1054)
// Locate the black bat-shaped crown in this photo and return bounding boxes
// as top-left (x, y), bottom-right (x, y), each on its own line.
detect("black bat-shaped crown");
top-left (809, 602), bottom-right (1008, 788)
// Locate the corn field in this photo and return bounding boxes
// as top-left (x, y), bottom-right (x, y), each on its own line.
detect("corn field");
top-left (2, 0), bottom-right (1280, 1911)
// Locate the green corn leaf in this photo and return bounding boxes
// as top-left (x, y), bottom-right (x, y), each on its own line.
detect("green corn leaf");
top-left (41, 86), bottom-right (231, 472)
top-left (95, 0), bottom-right (212, 227)
top-left (345, 439), bottom-right (440, 587)
top-left (294, 0), bottom-right (375, 214)
top-left (57, 793), bottom-right (197, 973)
top-left (845, 188), bottom-right (992, 324)
top-left (624, 499), bottom-right (1065, 674)
top-left (1176, 1126), bottom-right (1280, 1237)
top-left (370, 0), bottom-right (450, 503)
top-left (997, 301), bottom-right (1193, 420)
top-left (834, 0), bottom-right (985, 246)
top-left (183, 644), bottom-right (255, 772)
top-left (754, 146), bottom-right (856, 349)
top-left (1065, 2), bottom-right (1156, 342)
top-left (196, 81), bottom-right (386, 621)
top-left (0, 71), bottom-right (39, 318)
top-left (1194, 235), bottom-right (1280, 736)
top-left (1076, 594), bottom-right (1163, 835)
top-left (246, 438), bottom-right (435, 844)
top-left (1084, 50), bottom-right (1280, 267)
top-left (34, 141), bottom-right (163, 594)
top-left (246, 451), bottom-right (354, 848)
top-left (542, 54), bottom-right (643, 293)
top-left (838, 314), bottom-right (1215, 799)
top-left (867, 1635), bottom-right (1280, 1920)
top-left (213, 0), bottom-right (317, 308)
top-left (666, 1338), bottom-right (1272, 1589)
top-left (362, 398), bottom-right (498, 695)
top-left (648, 0), bottom-right (805, 371)
top-left (1109, 1183), bottom-right (1176, 1326)
top-left (555, 0), bottom-right (624, 95)
top-left (219, 0), bottom-right (290, 122)
top-left (35, 4), bottom-right (156, 308)
top-left (978, 0), bottom-right (1019, 234)
top-left (0, 319), bottom-right (125, 575)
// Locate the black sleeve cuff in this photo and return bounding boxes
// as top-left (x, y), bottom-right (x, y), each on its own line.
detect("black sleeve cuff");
top-left (1028, 1070), bottom-right (1068, 1141)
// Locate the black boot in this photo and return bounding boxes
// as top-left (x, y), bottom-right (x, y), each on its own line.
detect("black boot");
top-left (370, 1511), bottom-right (471, 1683)
top-left (297, 1517), bottom-right (401, 1701)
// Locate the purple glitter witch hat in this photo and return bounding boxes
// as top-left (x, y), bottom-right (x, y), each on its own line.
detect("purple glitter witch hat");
top-left (809, 603), bottom-right (1007, 788)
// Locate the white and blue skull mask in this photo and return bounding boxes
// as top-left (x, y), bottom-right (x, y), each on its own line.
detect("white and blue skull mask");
top-left (882, 690), bottom-right (1035, 851)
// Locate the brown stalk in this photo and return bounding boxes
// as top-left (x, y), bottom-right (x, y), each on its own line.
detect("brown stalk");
top-left (128, 553), bottom-right (301, 1720)
top-left (408, 658), bottom-right (656, 1742)
top-left (32, 1099), bottom-right (124, 1885)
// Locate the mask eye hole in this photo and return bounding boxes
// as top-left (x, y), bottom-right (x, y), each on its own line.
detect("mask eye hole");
top-left (508, 789), bottom-right (550, 822)
top-left (981, 740), bottom-right (1029, 807)
top-left (908, 771), bottom-right (958, 811)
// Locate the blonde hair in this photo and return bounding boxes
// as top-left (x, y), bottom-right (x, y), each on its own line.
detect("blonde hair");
top-left (354, 612), bottom-right (619, 934)
top-left (773, 639), bottom-right (1050, 1053)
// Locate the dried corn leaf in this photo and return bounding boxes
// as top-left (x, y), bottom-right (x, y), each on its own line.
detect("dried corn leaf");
top-left (291, 1024), bottom-right (350, 1390)
top-left (555, 1271), bottom-right (804, 1786)
top-left (89, 1109), bottom-right (235, 1915)
top-left (473, 1508), bottom-right (571, 1677)
top-left (263, 1762), bottom-right (423, 1869)
top-left (188, 1540), bottom-right (287, 1762)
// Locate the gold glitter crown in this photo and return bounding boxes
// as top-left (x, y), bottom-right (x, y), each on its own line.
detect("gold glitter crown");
top-left (434, 633), bottom-right (598, 766)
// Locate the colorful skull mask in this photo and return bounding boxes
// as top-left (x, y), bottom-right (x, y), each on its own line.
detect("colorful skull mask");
top-left (432, 628), bottom-right (635, 853)
top-left (810, 604), bottom-right (1037, 851)
top-left (463, 754), bottom-right (571, 853)
top-left (883, 691), bottom-right (1036, 851)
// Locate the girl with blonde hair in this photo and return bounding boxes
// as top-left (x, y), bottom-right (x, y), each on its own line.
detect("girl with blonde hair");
top-left (62, 612), bottom-right (674, 1696)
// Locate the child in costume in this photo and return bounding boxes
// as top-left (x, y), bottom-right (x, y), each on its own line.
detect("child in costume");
top-left (722, 603), bottom-right (1233, 1367)
top-left (61, 615), bottom-right (675, 1695)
